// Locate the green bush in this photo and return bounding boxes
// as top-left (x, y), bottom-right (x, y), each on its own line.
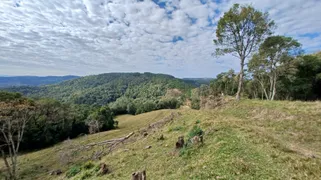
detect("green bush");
top-left (66, 165), bottom-right (82, 178)
top-left (191, 98), bottom-right (200, 110)
top-left (93, 164), bottom-right (101, 172)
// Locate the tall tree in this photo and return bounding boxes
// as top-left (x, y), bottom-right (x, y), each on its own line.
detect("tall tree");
top-left (213, 4), bottom-right (275, 100)
top-left (249, 36), bottom-right (301, 100)
top-left (0, 93), bottom-right (35, 180)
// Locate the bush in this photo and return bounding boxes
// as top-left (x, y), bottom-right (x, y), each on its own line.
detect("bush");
top-left (191, 98), bottom-right (200, 110)
top-left (158, 98), bottom-right (181, 109)
top-left (66, 165), bottom-right (82, 178)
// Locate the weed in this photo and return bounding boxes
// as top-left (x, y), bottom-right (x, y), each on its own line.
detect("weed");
top-left (66, 165), bottom-right (81, 178)
top-left (187, 125), bottom-right (203, 139)
top-left (93, 164), bottom-right (101, 172)
top-left (83, 161), bottom-right (95, 170)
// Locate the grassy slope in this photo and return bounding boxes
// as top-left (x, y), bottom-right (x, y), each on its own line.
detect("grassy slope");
top-left (2, 100), bottom-right (321, 179)
top-left (0, 110), bottom-right (174, 180)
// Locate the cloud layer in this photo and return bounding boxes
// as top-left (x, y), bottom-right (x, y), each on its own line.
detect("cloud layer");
top-left (0, 0), bottom-right (320, 77)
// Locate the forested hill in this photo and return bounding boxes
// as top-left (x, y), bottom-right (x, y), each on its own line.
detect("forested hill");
top-left (3, 73), bottom-right (194, 106)
top-left (0, 75), bottom-right (79, 87)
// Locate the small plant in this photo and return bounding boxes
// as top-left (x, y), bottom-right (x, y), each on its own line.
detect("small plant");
top-left (187, 125), bottom-right (203, 139)
top-left (114, 120), bottom-right (119, 128)
top-left (93, 164), bottom-right (101, 172)
top-left (66, 165), bottom-right (81, 178)
top-left (195, 119), bottom-right (201, 124)
top-left (83, 161), bottom-right (95, 170)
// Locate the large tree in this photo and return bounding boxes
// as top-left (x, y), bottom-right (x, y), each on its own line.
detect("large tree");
top-left (0, 92), bottom-right (35, 180)
top-left (248, 36), bottom-right (301, 100)
top-left (214, 4), bottom-right (275, 100)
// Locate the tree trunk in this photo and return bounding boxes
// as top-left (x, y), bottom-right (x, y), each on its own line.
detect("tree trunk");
top-left (271, 73), bottom-right (277, 100)
top-left (236, 58), bottom-right (245, 101)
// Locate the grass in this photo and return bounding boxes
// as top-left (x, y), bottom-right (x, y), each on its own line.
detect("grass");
top-left (1, 99), bottom-right (321, 179)
top-left (0, 109), bottom-right (174, 180)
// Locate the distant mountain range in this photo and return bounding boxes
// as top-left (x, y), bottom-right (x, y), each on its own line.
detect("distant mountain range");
top-left (0, 75), bottom-right (79, 88)
top-left (182, 78), bottom-right (213, 86)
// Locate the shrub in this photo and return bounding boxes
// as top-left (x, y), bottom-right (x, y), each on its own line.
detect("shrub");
top-left (66, 165), bottom-right (82, 178)
top-left (93, 164), bottom-right (101, 172)
top-left (191, 98), bottom-right (200, 110)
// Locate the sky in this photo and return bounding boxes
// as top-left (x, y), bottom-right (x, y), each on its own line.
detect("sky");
top-left (0, 0), bottom-right (321, 78)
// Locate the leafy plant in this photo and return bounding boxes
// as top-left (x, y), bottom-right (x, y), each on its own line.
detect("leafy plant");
top-left (66, 165), bottom-right (81, 178)
top-left (187, 125), bottom-right (203, 140)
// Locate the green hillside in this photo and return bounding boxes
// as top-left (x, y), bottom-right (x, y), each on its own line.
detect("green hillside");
top-left (2, 99), bottom-right (320, 180)
top-left (4, 73), bottom-right (194, 105)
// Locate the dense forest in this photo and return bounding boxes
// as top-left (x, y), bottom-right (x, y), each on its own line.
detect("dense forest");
top-left (3, 73), bottom-right (194, 107)
top-left (0, 91), bottom-right (115, 151)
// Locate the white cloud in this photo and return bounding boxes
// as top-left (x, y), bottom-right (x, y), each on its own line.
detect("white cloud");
top-left (0, 0), bottom-right (320, 77)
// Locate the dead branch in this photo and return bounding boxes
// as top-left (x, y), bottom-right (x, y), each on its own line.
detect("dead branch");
top-left (84, 132), bottom-right (134, 148)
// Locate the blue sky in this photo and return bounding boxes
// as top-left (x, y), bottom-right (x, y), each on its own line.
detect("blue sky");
top-left (0, 0), bottom-right (321, 78)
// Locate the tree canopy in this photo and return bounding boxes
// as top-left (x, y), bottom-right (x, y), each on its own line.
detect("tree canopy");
top-left (214, 3), bottom-right (275, 100)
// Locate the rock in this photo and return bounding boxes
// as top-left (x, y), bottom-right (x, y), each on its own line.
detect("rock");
top-left (99, 163), bottom-right (109, 175)
top-left (175, 136), bottom-right (184, 149)
top-left (145, 145), bottom-right (152, 149)
top-left (191, 135), bottom-right (203, 145)
top-left (131, 170), bottom-right (146, 180)
top-left (49, 169), bottom-right (62, 176)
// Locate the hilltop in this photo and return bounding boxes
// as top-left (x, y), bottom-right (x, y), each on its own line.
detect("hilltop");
top-left (2, 99), bottom-right (320, 179)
